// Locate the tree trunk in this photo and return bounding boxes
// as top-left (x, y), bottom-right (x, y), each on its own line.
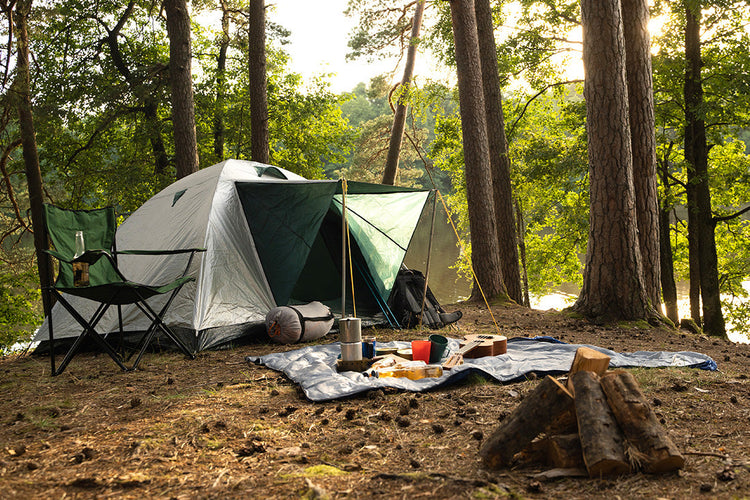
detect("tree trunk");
top-left (515, 199), bottom-right (531, 307)
top-left (14, 0), bottom-right (54, 315)
top-left (659, 205), bottom-right (679, 325)
top-left (382, 0), bottom-right (425, 186)
top-left (248, 0), bottom-right (270, 164)
top-left (621, 0), bottom-right (661, 309)
top-left (474, 0), bottom-right (522, 304)
top-left (574, 0), bottom-right (654, 322)
top-left (448, 0), bottom-right (506, 301)
top-left (683, 3), bottom-right (726, 337)
top-left (164, 0), bottom-right (199, 179)
top-left (657, 150), bottom-right (680, 325)
top-left (571, 371), bottom-right (630, 477)
top-left (144, 100), bottom-right (169, 176)
top-left (214, 0), bottom-right (230, 163)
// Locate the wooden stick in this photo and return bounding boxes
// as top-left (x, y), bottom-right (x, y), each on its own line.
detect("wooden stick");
top-left (571, 370), bottom-right (630, 477)
top-left (600, 370), bottom-right (685, 473)
top-left (479, 376), bottom-right (574, 469)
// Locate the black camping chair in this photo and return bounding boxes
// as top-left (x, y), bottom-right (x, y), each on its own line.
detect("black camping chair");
top-left (42, 204), bottom-right (205, 376)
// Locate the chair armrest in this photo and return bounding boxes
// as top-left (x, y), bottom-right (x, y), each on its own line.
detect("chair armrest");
top-left (42, 248), bottom-right (110, 265)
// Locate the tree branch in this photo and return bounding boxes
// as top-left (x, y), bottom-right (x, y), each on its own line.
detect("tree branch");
top-left (714, 204), bottom-right (750, 224)
top-left (508, 80), bottom-right (582, 137)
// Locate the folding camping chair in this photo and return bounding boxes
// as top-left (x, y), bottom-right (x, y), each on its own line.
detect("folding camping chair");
top-left (42, 204), bottom-right (205, 376)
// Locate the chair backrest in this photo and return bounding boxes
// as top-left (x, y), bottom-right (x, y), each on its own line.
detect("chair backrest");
top-left (43, 204), bottom-right (120, 288)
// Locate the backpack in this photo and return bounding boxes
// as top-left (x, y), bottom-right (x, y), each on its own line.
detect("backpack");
top-left (388, 268), bottom-right (462, 329)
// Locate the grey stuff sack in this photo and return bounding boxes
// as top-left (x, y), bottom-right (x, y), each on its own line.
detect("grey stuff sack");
top-left (265, 301), bottom-right (335, 344)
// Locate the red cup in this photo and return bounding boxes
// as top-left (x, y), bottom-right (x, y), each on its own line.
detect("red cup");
top-left (411, 340), bottom-right (431, 363)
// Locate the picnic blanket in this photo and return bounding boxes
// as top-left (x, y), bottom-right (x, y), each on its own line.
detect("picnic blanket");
top-left (246, 336), bottom-right (717, 402)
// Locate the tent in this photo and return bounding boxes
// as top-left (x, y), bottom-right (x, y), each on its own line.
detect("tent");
top-left (35, 159), bottom-right (462, 352)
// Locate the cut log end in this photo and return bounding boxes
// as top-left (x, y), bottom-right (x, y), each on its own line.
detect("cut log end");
top-left (566, 346), bottom-right (611, 395)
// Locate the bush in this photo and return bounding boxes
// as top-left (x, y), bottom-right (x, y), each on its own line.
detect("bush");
top-left (0, 270), bottom-right (42, 353)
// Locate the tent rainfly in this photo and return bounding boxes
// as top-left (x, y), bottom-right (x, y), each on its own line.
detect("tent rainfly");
top-left (35, 160), bottom-right (457, 352)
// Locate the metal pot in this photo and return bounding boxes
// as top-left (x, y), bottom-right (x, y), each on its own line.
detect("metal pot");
top-left (338, 317), bottom-right (362, 343)
top-left (340, 341), bottom-right (363, 361)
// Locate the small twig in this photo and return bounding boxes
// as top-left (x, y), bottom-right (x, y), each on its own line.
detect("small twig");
top-left (374, 472), bottom-right (489, 487)
top-left (684, 451), bottom-right (730, 459)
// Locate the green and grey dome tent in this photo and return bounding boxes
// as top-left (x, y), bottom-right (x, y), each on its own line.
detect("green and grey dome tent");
top-left (35, 159), bottom-right (460, 352)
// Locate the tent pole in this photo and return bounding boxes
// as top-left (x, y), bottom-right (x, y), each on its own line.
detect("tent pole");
top-left (341, 179), bottom-right (347, 318)
top-left (419, 190), bottom-right (438, 326)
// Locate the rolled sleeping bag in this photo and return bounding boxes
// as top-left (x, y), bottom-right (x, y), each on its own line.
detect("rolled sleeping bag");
top-left (265, 301), bottom-right (335, 344)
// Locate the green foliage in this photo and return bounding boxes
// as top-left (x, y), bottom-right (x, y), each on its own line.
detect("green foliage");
top-left (509, 86), bottom-right (589, 294)
top-left (709, 141), bottom-right (750, 336)
top-left (345, 0), bottom-right (415, 62)
top-left (331, 78), bottom-right (455, 190)
top-left (0, 268), bottom-right (42, 353)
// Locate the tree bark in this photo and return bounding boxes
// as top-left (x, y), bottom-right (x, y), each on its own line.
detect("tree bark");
top-left (571, 371), bottom-right (630, 477)
top-left (683, 2), bottom-right (726, 337)
top-left (382, 0), bottom-right (425, 186)
top-left (248, 0), bottom-right (270, 164)
top-left (574, 0), bottom-right (654, 322)
top-left (448, 0), bottom-right (506, 301)
top-left (14, 0), bottom-right (54, 316)
top-left (659, 204), bottom-right (679, 325)
top-left (621, 0), bottom-right (661, 309)
top-left (515, 199), bottom-right (531, 307)
top-left (658, 150), bottom-right (680, 325)
top-left (164, 0), bottom-right (199, 179)
top-left (474, 0), bottom-right (522, 304)
top-left (600, 370), bottom-right (685, 473)
top-left (479, 376), bottom-right (574, 468)
top-left (213, 0), bottom-right (230, 163)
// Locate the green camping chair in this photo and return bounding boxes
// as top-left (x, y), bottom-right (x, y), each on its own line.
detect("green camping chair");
top-left (42, 204), bottom-right (205, 376)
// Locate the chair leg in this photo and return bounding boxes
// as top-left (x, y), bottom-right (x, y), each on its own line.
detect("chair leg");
top-left (127, 286), bottom-right (195, 370)
top-left (47, 288), bottom-right (56, 376)
top-left (129, 299), bottom-right (196, 371)
top-left (51, 296), bottom-right (128, 375)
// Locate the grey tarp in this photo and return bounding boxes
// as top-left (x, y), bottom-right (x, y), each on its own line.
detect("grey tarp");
top-left (246, 336), bottom-right (718, 402)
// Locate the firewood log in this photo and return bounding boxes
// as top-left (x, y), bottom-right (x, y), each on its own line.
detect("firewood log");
top-left (571, 370), bottom-right (631, 477)
top-left (479, 376), bottom-right (574, 469)
top-left (566, 346), bottom-right (611, 395)
top-left (547, 434), bottom-right (585, 469)
top-left (600, 370), bottom-right (685, 473)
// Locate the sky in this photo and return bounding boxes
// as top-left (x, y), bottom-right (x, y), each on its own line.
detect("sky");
top-left (267, 0), bottom-right (396, 93)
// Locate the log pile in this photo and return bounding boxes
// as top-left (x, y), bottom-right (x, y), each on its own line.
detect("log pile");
top-left (479, 347), bottom-right (685, 477)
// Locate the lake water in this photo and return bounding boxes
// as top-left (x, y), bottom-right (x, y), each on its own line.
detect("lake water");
top-left (529, 282), bottom-right (750, 344)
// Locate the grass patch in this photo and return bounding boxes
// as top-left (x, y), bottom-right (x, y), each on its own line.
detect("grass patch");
top-left (301, 464), bottom-right (349, 477)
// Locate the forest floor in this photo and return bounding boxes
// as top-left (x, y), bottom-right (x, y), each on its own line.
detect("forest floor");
top-left (1, 301), bottom-right (749, 499)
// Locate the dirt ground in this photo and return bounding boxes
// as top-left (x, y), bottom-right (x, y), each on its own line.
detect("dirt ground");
top-left (1, 301), bottom-right (749, 499)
